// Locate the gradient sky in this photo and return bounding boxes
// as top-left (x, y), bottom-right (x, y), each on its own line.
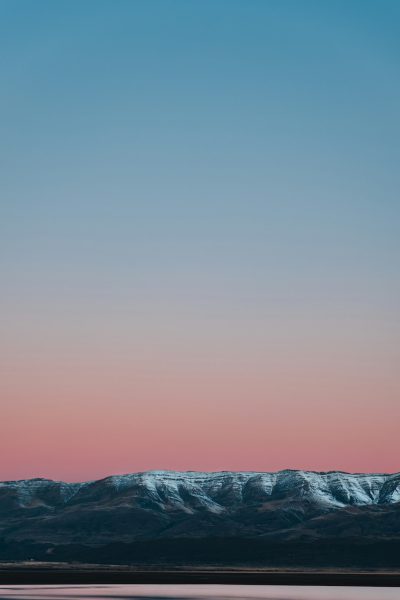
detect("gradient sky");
top-left (1, 0), bottom-right (399, 482)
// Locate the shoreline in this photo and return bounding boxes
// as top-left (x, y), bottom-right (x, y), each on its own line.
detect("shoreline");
top-left (0, 565), bottom-right (400, 586)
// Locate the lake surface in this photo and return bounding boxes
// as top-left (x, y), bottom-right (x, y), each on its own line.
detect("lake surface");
top-left (0, 585), bottom-right (399, 600)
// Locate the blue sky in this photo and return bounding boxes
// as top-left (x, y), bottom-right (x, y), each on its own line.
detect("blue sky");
top-left (1, 1), bottom-right (400, 478)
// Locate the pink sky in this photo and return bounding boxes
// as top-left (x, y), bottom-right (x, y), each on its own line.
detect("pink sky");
top-left (2, 311), bottom-right (399, 482)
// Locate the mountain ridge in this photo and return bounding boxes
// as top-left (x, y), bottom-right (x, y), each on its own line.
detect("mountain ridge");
top-left (1, 469), bottom-right (399, 566)
top-left (3, 467), bottom-right (399, 485)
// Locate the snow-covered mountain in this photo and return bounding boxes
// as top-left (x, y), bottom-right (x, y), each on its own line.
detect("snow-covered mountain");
top-left (1, 470), bottom-right (399, 566)
top-left (2, 469), bottom-right (400, 512)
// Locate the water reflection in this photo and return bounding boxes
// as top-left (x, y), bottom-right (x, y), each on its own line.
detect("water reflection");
top-left (0, 585), bottom-right (399, 600)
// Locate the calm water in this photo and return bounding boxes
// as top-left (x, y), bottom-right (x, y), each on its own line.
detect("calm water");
top-left (0, 585), bottom-right (398, 600)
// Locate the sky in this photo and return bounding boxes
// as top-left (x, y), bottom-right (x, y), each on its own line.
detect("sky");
top-left (1, 0), bottom-right (399, 482)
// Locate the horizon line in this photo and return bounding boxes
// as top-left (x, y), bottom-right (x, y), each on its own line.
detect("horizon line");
top-left (2, 467), bottom-right (399, 485)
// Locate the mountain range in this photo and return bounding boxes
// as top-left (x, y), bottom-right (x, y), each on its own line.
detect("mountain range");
top-left (1, 470), bottom-right (399, 567)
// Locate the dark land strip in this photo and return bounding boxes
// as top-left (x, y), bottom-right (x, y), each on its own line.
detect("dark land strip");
top-left (0, 566), bottom-right (400, 586)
